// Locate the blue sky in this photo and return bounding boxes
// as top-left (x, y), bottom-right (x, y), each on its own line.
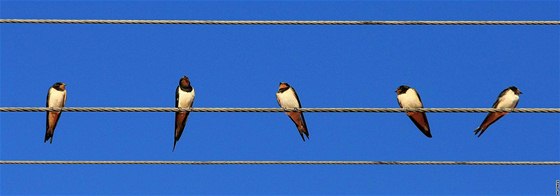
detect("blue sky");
top-left (1, 1), bottom-right (559, 195)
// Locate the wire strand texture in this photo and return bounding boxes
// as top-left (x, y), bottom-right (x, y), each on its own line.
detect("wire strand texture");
top-left (1, 160), bottom-right (559, 165)
top-left (1, 19), bottom-right (559, 25)
top-left (0, 107), bottom-right (558, 113)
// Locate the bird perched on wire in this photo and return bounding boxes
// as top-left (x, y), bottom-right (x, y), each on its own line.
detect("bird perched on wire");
top-left (276, 82), bottom-right (309, 141)
top-left (45, 82), bottom-right (67, 143)
top-left (396, 85), bottom-right (432, 138)
top-left (474, 86), bottom-right (522, 137)
top-left (174, 76), bottom-right (195, 151)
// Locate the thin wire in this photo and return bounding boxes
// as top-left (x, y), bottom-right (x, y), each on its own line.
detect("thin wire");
top-left (1, 160), bottom-right (558, 165)
top-left (1, 19), bottom-right (559, 25)
top-left (0, 107), bottom-right (558, 113)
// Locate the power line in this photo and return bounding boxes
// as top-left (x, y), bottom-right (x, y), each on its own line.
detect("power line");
top-left (1, 19), bottom-right (559, 25)
top-left (0, 107), bottom-right (559, 113)
top-left (1, 160), bottom-right (558, 165)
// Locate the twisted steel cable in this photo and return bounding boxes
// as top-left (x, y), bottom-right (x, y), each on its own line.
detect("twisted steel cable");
top-left (1, 19), bottom-right (559, 25)
top-left (1, 160), bottom-right (559, 165)
top-left (0, 107), bottom-right (558, 113)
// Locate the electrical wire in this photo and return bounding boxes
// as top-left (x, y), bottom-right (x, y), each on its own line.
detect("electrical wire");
top-left (1, 160), bottom-right (559, 165)
top-left (0, 107), bottom-right (558, 113)
top-left (1, 19), bottom-right (559, 25)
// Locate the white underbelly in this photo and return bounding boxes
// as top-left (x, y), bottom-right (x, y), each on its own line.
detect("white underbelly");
top-left (48, 89), bottom-right (66, 107)
top-left (496, 95), bottom-right (519, 108)
top-left (397, 91), bottom-right (422, 108)
top-left (178, 89), bottom-right (195, 108)
top-left (277, 89), bottom-right (299, 108)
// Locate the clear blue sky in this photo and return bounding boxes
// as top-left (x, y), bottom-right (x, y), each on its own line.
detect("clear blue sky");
top-left (1, 1), bottom-right (559, 195)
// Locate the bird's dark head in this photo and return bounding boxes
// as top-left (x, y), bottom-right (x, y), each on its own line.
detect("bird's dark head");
top-left (508, 86), bottom-right (522, 95)
top-left (52, 82), bottom-right (66, 91)
top-left (178, 76), bottom-right (193, 92)
top-left (395, 85), bottom-right (410, 95)
top-left (278, 82), bottom-right (291, 92)
top-left (179, 76), bottom-right (191, 88)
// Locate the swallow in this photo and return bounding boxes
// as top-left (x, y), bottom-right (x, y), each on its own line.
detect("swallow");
top-left (276, 82), bottom-right (309, 141)
top-left (45, 82), bottom-right (67, 143)
top-left (174, 76), bottom-right (195, 151)
top-left (396, 85), bottom-right (432, 138)
top-left (474, 86), bottom-right (522, 137)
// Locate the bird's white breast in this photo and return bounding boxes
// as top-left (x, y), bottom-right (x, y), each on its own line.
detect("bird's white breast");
top-left (276, 88), bottom-right (300, 108)
top-left (496, 90), bottom-right (519, 108)
top-left (178, 88), bottom-right (195, 108)
top-left (48, 88), bottom-right (66, 107)
top-left (397, 89), bottom-right (422, 108)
